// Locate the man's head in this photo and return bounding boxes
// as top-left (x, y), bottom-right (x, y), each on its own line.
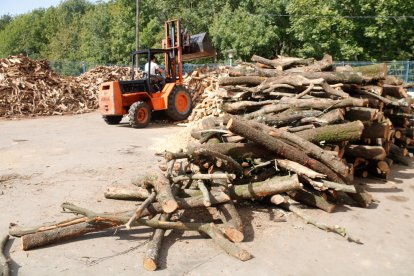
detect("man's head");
top-left (150, 55), bottom-right (157, 62)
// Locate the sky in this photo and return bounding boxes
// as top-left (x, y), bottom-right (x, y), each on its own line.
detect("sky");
top-left (0, 0), bottom-right (98, 16)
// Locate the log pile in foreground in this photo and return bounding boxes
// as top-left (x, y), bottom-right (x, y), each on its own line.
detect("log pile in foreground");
top-left (7, 54), bottom-right (413, 272)
top-left (0, 55), bottom-right (138, 117)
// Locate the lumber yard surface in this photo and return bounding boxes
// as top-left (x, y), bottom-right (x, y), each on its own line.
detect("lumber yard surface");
top-left (1, 112), bottom-right (413, 275)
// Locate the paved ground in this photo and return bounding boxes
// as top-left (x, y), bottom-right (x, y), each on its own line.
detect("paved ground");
top-left (1, 112), bottom-right (413, 276)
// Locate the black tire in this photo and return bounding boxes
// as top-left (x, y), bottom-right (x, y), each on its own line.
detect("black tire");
top-left (128, 101), bottom-right (151, 128)
top-left (103, 115), bottom-right (123, 125)
top-left (166, 86), bottom-right (193, 121)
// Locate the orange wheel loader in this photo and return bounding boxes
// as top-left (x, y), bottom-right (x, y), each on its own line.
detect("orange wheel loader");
top-left (98, 19), bottom-right (215, 128)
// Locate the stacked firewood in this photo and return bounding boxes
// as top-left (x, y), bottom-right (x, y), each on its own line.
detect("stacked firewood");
top-left (6, 54), bottom-right (413, 272)
top-left (76, 65), bottom-right (142, 95)
top-left (185, 67), bottom-right (228, 120)
top-left (0, 55), bottom-right (134, 117)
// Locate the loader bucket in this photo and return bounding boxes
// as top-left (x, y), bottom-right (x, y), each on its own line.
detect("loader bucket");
top-left (182, 32), bottom-right (216, 61)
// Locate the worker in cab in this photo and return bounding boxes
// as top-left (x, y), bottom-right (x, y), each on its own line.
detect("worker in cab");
top-left (144, 55), bottom-right (165, 90)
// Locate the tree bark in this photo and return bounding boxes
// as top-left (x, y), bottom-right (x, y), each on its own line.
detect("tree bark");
top-left (287, 190), bottom-right (336, 213)
top-left (251, 55), bottom-right (314, 70)
top-left (143, 213), bottom-right (171, 271)
top-left (221, 100), bottom-right (278, 114)
top-left (187, 143), bottom-right (271, 160)
top-left (211, 170), bottom-right (244, 243)
top-left (382, 84), bottom-right (408, 99)
top-left (275, 159), bottom-right (326, 179)
top-left (351, 63), bottom-right (387, 81)
top-left (224, 115), bottom-right (345, 183)
top-left (295, 121), bottom-right (364, 144)
top-left (143, 172), bottom-right (178, 213)
top-left (104, 186), bottom-right (150, 200)
top-left (229, 174), bottom-right (301, 199)
top-left (219, 76), bottom-right (265, 86)
top-left (361, 123), bottom-right (391, 140)
top-left (345, 107), bottom-right (381, 122)
top-left (345, 145), bottom-right (386, 161)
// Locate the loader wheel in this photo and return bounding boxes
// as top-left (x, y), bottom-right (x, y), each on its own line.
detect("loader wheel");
top-left (166, 86), bottom-right (192, 121)
top-left (103, 115), bottom-right (123, 125)
top-left (128, 101), bottom-right (151, 128)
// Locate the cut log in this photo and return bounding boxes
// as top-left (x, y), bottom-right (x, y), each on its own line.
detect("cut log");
top-left (320, 180), bottom-right (357, 193)
top-left (143, 213), bottom-right (171, 271)
top-left (345, 145), bottom-right (386, 161)
top-left (389, 145), bottom-right (411, 166)
top-left (248, 121), bottom-right (351, 180)
top-left (278, 97), bottom-right (368, 110)
top-left (345, 107), bottom-right (380, 122)
top-left (104, 186), bottom-right (150, 200)
top-left (224, 115), bottom-right (345, 183)
top-left (275, 159), bottom-right (326, 179)
top-left (251, 55), bottom-right (314, 70)
top-left (382, 84), bottom-right (408, 99)
top-left (287, 189), bottom-right (336, 213)
top-left (230, 67), bottom-right (365, 83)
top-left (219, 76), bottom-right (265, 87)
top-left (143, 172), bottom-right (178, 213)
top-left (320, 81), bottom-right (349, 98)
top-left (295, 121), bottom-right (364, 144)
top-left (361, 123), bottom-right (390, 140)
top-left (221, 100), bottom-right (277, 114)
top-left (229, 174), bottom-right (301, 199)
top-left (187, 143), bottom-right (271, 160)
top-left (285, 54), bottom-right (333, 72)
top-left (351, 63), bottom-right (387, 81)
top-left (318, 108), bottom-right (345, 124)
top-left (211, 170), bottom-right (244, 243)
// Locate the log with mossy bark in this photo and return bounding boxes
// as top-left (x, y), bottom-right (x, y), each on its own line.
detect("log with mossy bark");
top-left (243, 97), bottom-right (368, 120)
top-left (104, 175), bottom-right (301, 203)
top-left (294, 121), bottom-right (365, 144)
top-left (142, 171), bottom-right (178, 213)
top-left (344, 145), bottom-right (386, 161)
top-left (246, 119), bottom-right (351, 180)
top-left (229, 67), bottom-right (365, 83)
top-left (223, 115), bottom-right (345, 183)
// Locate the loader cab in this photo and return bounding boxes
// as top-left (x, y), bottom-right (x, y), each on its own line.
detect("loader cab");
top-left (129, 48), bottom-right (178, 94)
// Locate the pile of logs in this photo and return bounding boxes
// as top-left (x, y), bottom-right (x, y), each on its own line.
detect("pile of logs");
top-left (187, 54), bottom-right (414, 179)
top-left (6, 54), bottom-right (413, 272)
top-left (0, 55), bottom-right (134, 117)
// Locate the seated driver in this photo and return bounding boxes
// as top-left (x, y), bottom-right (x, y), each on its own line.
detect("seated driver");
top-left (144, 55), bottom-right (165, 89)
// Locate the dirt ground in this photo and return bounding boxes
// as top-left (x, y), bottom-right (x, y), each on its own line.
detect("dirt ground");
top-left (1, 112), bottom-right (414, 276)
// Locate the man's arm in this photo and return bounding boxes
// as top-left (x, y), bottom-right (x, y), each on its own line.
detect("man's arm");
top-left (154, 63), bottom-right (164, 74)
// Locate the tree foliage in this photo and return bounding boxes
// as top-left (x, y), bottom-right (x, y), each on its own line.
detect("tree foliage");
top-left (0, 0), bottom-right (413, 65)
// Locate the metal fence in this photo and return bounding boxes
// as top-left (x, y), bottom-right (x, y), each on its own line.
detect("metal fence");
top-left (49, 60), bottom-right (414, 87)
top-left (48, 61), bottom-right (221, 76)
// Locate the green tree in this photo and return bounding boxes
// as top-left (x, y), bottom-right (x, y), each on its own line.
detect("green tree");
top-left (287, 0), bottom-right (363, 60)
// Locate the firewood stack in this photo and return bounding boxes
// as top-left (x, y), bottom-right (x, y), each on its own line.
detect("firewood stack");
top-left (185, 67), bottom-right (229, 121)
top-left (0, 55), bottom-right (135, 117)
